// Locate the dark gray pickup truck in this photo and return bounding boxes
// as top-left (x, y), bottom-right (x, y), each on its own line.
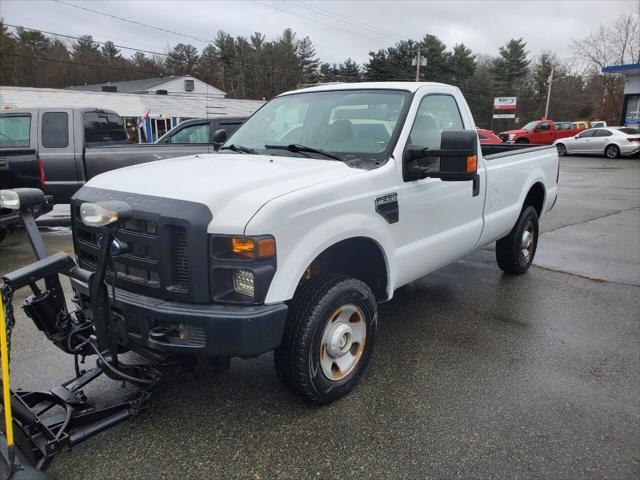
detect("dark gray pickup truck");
top-left (0, 108), bottom-right (244, 204)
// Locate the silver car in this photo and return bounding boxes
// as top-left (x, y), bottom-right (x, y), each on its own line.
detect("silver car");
top-left (554, 127), bottom-right (640, 159)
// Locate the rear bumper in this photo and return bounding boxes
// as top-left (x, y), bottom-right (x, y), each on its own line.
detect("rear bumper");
top-left (72, 278), bottom-right (288, 357)
top-left (620, 144), bottom-right (640, 156)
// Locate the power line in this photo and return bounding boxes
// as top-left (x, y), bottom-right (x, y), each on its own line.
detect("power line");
top-left (290, 1), bottom-right (403, 42)
top-left (0, 51), bottom-right (165, 75)
top-left (250, 0), bottom-right (391, 45)
top-left (52, 0), bottom-right (212, 44)
top-left (3, 24), bottom-right (316, 77)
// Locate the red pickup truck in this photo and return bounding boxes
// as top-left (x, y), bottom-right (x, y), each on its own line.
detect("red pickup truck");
top-left (500, 120), bottom-right (582, 144)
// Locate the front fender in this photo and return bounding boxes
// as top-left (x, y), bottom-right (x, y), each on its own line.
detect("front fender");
top-left (262, 213), bottom-right (395, 304)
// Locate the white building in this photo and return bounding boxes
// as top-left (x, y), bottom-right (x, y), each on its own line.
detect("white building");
top-left (602, 63), bottom-right (640, 126)
top-left (65, 75), bottom-right (227, 97)
top-left (0, 81), bottom-right (263, 142)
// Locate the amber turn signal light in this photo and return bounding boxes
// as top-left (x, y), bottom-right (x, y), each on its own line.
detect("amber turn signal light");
top-left (257, 238), bottom-right (276, 258)
top-left (466, 155), bottom-right (477, 173)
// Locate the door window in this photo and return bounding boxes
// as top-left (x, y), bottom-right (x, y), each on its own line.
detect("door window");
top-left (538, 122), bottom-right (551, 131)
top-left (171, 123), bottom-right (209, 143)
top-left (576, 130), bottom-right (596, 138)
top-left (41, 112), bottom-right (69, 148)
top-left (0, 115), bottom-right (31, 148)
top-left (406, 95), bottom-right (464, 174)
top-left (594, 129), bottom-right (613, 137)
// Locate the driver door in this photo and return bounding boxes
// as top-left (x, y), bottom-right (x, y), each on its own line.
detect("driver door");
top-left (394, 92), bottom-right (485, 287)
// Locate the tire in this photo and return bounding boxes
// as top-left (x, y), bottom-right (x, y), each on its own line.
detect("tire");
top-left (605, 144), bottom-right (620, 159)
top-left (0, 228), bottom-right (6, 244)
top-left (556, 143), bottom-right (567, 156)
top-left (515, 138), bottom-right (529, 144)
top-left (495, 206), bottom-right (539, 274)
top-left (274, 273), bottom-right (377, 404)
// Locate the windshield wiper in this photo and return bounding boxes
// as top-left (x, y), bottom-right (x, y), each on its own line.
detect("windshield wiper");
top-left (264, 144), bottom-right (343, 161)
top-left (220, 144), bottom-right (258, 154)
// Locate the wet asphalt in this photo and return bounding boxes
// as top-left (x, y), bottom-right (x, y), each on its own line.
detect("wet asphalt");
top-left (0, 155), bottom-right (638, 479)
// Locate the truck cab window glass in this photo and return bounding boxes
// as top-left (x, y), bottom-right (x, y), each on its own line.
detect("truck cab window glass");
top-left (406, 94), bottom-right (464, 172)
top-left (538, 122), bottom-right (551, 131)
top-left (522, 121), bottom-right (539, 131)
top-left (106, 113), bottom-right (127, 142)
top-left (41, 112), bottom-right (69, 148)
top-left (171, 123), bottom-right (209, 144)
top-left (0, 115), bottom-right (31, 148)
top-left (226, 89), bottom-right (410, 160)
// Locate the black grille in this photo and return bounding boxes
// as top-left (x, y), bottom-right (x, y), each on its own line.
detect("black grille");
top-left (74, 210), bottom-right (163, 290)
top-left (70, 188), bottom-right (212, 303)
top-left (168, 226), bottom-right (189, 292)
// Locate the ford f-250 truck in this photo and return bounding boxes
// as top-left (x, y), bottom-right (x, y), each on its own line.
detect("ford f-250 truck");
top-left (0, 108), bottom-right (243, 204)
top-left (61, 82), bottom-right (559, 404)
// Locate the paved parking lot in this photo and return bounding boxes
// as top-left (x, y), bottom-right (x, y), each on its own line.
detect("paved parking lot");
top-left (1, 155), bottom-right (638, 479)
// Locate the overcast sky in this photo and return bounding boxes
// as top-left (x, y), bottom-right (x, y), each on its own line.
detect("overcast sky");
top-left (2, 0), bottom-right (636, 65)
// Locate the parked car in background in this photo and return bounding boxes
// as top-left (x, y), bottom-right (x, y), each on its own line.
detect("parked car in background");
top-left (477, 128), bottom-right (502, 144)
top-left (572, 121), bottom-right (590, 130)
top-left (0, 112), bottom-right (53, 242)
top-left (590, 120), bottom-right (607, 128)
top-left (155, 116), bottom-right (247, 149)
top-left (553, 127), bottom-right (640, 158)
top-left (0, 108), bottom-right (228, 203)
top-left (500, 120), bottom-right (582, 144)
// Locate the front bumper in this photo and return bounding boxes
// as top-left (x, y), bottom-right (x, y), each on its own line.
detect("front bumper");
top-left (72, 278), bottom-right (288, 357)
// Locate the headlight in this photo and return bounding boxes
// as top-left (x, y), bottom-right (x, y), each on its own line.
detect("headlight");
top-left (80, 201), bottom-right (132, 227)
top-left (212, 235), bottom-right (276, 260)
top-left (508, 133), bottom-right (516, 140)
top-left (233, 269), bottom-right (255, 297)
top-left (0, 190), bottom-right (20, 210)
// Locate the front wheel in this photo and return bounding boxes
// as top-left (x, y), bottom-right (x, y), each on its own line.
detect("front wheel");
top-left (605, 144), bottom-right (620, 159)
top-left (515, 138), bottom-right (529, 144)
top-left (495, 206), bottom-right (539, 274)
top-left (274, 273), bottom-right (377, 404)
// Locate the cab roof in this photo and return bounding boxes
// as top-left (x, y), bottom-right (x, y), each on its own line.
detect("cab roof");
top-left (281, 81), bottom-right (455, 96)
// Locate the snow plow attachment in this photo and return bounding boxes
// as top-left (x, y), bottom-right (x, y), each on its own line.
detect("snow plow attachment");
top-left (0, 189), bottom-right (188, 476)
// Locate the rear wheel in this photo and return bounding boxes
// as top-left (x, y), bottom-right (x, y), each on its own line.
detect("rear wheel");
top-left (556, 143), bottom-right (567, 156)
top-left (274, 273), bottom-right (377, 404)
top-left (496, 206), bottom-right (539, 274)
top-left (605, 144), bottom-right (620, 159)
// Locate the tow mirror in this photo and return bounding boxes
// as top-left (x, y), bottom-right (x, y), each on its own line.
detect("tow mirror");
top-left (403, 130), bottom-right (478, 182)
top-left (212, 129), bottom-right (227, 145)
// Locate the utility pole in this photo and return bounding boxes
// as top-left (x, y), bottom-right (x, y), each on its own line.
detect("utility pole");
top-left (412, 49), bottom-right (427, 82)
top-left (544, 66), bottom-right (554, 119)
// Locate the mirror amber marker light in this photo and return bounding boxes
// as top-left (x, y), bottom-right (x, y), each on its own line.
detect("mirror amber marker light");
top-left (466, 155), bottom-right (477, 173)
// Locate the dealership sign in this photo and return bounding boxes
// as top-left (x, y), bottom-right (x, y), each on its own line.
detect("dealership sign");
top-left (493, 113), bottom-right (516, 119)
top-left (494, 97), bottom-right (517, 110)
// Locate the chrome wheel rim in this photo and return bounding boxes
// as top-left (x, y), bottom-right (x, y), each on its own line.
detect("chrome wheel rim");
top-left (557, 145), bottom-right (566, 156)
top-left (520, 221), bottom-right (535, 263)
top-left (606, 147), bottom-right (617, 158)
top-left (320, 304), bottom-right (366, 381)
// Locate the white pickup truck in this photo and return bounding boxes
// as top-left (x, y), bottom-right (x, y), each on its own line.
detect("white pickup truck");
top-left (69, 82), bottom-right (558, 404)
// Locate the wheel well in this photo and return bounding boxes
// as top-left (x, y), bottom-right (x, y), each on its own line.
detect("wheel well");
top-left (523, 182), bottom-right (545, 217)
top-left (299, 237), bottom-right (389, 301)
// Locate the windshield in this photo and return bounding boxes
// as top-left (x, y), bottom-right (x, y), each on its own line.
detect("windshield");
top-left (0, 115), bottom-right (31, 148)
top-left (521, 121), bottom-right (539, 131)
top-left (225, 89), bottom-right (411, 162)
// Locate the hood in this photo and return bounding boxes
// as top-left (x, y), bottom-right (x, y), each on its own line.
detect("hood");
top-left (84, 153), bottom-right (363, 232)
top-left (500, 129), bottom-right (526, 136)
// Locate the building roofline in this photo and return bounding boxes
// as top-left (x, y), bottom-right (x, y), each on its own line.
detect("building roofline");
top-left (602, 63), bottom-right (640, 73)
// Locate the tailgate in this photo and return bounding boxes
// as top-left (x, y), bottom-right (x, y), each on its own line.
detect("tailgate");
top-left (0, 148), bottom-right (42, 190)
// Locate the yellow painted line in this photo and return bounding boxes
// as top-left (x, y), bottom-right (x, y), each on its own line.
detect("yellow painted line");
top-left (0, 293), bottom-right (14, 448)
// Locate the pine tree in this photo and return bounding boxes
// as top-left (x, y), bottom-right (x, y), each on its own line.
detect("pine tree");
top-left (449, 43), bottom-right (476, 86)
top-left (492, 38), bottom-right (530, 95)
top-left (338, 58), bottom-right (361, 82)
